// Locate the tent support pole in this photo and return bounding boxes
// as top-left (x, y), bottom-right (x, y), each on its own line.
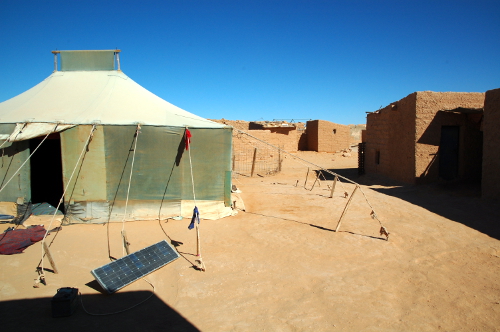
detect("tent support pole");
top-left (43, 242), bottom-right (58, 274)
top-left (304, 167), bottom-right (310, 188)
top-left (335, 185), bottom-right (359, 232)
top-left (330, 175), bottom-right (338, 198)
top-left (310, 171), bottom-right (321, 191)
top-left (116, 52), bottom-right (121, 71)
top-left (251, 148), bottom-right (257, 177)
top-left (122, 230), bottom-right (130, 255)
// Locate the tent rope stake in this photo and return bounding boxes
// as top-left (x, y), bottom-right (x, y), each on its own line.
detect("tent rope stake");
top-left (121, 124), bottom-right (141, 257)
top-left (235, 128), bottom-right (390, 241)
top-left (186, 127), bottom-right (206, 271)
top-left (335, 185), bottom-right (359, 232)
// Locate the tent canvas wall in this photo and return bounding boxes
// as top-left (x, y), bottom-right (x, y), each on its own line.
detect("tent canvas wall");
top-left (0, 50), bottom-right (233, 223)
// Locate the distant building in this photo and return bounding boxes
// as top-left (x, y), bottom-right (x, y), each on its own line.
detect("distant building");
top-left (306, 120), bottom-right (351, 153)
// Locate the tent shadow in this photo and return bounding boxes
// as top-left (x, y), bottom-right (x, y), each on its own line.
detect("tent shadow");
top-left (0, 290), bottom-right (200, 332)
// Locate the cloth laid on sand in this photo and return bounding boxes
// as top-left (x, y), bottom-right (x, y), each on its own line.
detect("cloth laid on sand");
top-left (32, 203), bottom-right (63, 216)
top-left (0, 225), bottom-right (46, 255)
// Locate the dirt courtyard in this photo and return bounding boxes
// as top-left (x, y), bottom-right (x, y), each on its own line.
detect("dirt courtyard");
top-left (1, 151), bottom-right (500, 331)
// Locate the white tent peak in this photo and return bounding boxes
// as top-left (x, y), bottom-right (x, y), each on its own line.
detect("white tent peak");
top-left (0, 50), bottom-right (227, 128)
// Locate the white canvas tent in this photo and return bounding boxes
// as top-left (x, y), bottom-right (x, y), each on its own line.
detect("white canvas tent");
top-left (0, 50), bottom-right (233, 223)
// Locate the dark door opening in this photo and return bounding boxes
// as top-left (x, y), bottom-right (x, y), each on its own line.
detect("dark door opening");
top-left (439, 126), bottom-right (460, 181)
top-left (29, 134), bottom-right (65, 213)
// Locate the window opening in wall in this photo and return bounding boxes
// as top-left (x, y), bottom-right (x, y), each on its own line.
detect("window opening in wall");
top-left (333, 129), bottom-right (336, 134)
top-left (375, 150), bottom-right (380, 165)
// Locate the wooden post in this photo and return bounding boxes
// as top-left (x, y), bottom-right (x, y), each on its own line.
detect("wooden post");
top-left (329, 175), bottom-right (338, 198)
top-left (250, 148), bottom-right (257, 177)
top-left (335, 185), bottom-right (359, 232)
top-left (122, 230), bottom-right (130, 255)
top-left (304, 167), bottom-right (310, 188)
top-left (195, 224), bottom-right (206, 271)
top-left (278, 148), bottom-right (282, 172)
top-left (310, 171), bottom-right (321, 191)
top-left (42, 242), bottom-right (58, 274)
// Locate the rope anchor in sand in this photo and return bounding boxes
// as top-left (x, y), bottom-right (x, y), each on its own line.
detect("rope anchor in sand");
top-left (185, 128), bottom-right (206, 271)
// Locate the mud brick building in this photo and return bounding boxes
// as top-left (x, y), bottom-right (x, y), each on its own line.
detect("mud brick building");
top-left (306, 120), bottom-right (351, 153)
top-left (212, 119), bottom-right (306, 152)
top-left (482, 88), bottom-right (500, 199)
top-left (363, 91), bottom-right (485, 184)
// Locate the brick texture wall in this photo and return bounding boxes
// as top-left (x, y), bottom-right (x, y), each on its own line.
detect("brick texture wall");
top-left (306, 120), bottom-right (350, 152)
top-left (364, 91), bottom-right (485, 184)
top-left (364, 93), bottom-right (417, 183)
top-left (211, 119), bottom-right (305, 152)
top-left (414, 92), bottom-right (484, 183)
top-left (482, 88), bottom-right (500, 199)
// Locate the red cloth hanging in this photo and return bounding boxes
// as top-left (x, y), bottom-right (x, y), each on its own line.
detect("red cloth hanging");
top-left (185, 128), bottom-right (192, 150)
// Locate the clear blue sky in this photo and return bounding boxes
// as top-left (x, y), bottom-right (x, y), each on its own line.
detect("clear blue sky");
top-left (1, 0), bottom-right (499, 125)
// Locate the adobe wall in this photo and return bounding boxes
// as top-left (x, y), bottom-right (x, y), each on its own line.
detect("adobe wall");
top-left (243, 129), bottom-right (301, 152)
top-left (364, 93), bottom-right (417, 183)
top-left (210, 119), bottom-right (302, 152)
top-left (306, 120), bottom-right (350, 152)
top-left (350, 124), bottom-right (366, 144)
top-left (482, 88), bottom-right (500, 199)
top-left (414, 91), bottom-right (485, 183)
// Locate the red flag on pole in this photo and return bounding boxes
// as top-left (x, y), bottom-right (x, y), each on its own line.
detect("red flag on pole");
top-left (185, 128), bottom-right (192, 150)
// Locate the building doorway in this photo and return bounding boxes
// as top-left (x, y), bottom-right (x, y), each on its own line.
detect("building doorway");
top-left (29, 133), bottom-right (65, 212)
top-left (439, 126), bottom-right (460, 181)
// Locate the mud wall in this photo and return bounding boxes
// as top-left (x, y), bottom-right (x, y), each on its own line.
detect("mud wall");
top-left (364, 93), bottom-right (417, 183)
top-left (364, 91), bottom-right (485, 184)
top-left (211, 119), bottom-right (305, 152)
top-left (306, 120), bottom-right (350, 152)
top-left (482, 88), bottom-right (500, 199)
top-left (350, 124), bottom-right (366, 144)
top-left (414, 91), bottom-right (485, 183)
top-left (239, 129), bottom-right (300, 152)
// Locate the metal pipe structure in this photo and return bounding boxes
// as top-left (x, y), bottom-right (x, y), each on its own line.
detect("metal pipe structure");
top-left (51, 51), bottom-right (60, 72)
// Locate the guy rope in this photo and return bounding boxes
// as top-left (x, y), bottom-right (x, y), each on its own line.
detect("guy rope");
top-left (234, 128), bottom-right (390, 240)
top-left (185, 127), bottom-right (206, 271)
top-left (120, 124), bottom-right (141, 256)
top-left (36, 125), bottom-right (97, 287)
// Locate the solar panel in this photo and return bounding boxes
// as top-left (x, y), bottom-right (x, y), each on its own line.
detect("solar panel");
top-left (91, 240), bottom-right (180, 293)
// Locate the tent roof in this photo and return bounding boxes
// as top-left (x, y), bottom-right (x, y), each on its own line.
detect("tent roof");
top-left (0, 70), bottom-right (226, 128)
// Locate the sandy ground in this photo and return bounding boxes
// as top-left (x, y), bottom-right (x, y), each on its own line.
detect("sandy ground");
top-left (1, 151), bottom-right (500, 331)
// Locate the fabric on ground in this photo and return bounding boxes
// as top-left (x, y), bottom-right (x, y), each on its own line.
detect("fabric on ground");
top-left (32, 202), bottom-right (63, 216)
top-left (0, 225), bottom-right (46, 255)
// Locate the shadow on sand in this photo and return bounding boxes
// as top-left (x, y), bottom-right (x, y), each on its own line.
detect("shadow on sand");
top-left (0, 290), bottom-right (199, 332)
top-left (316, 167), bottom-right (500, 240)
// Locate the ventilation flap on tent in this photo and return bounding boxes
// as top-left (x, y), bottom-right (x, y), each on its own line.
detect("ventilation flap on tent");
top-left (60, 50), bottom-right (115, 71)
top-left (6, 123), bottom-right (75, 142)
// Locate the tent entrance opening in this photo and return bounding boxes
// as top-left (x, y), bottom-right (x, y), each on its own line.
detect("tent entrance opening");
top-left (29, 133), bottom-right (64, 212)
